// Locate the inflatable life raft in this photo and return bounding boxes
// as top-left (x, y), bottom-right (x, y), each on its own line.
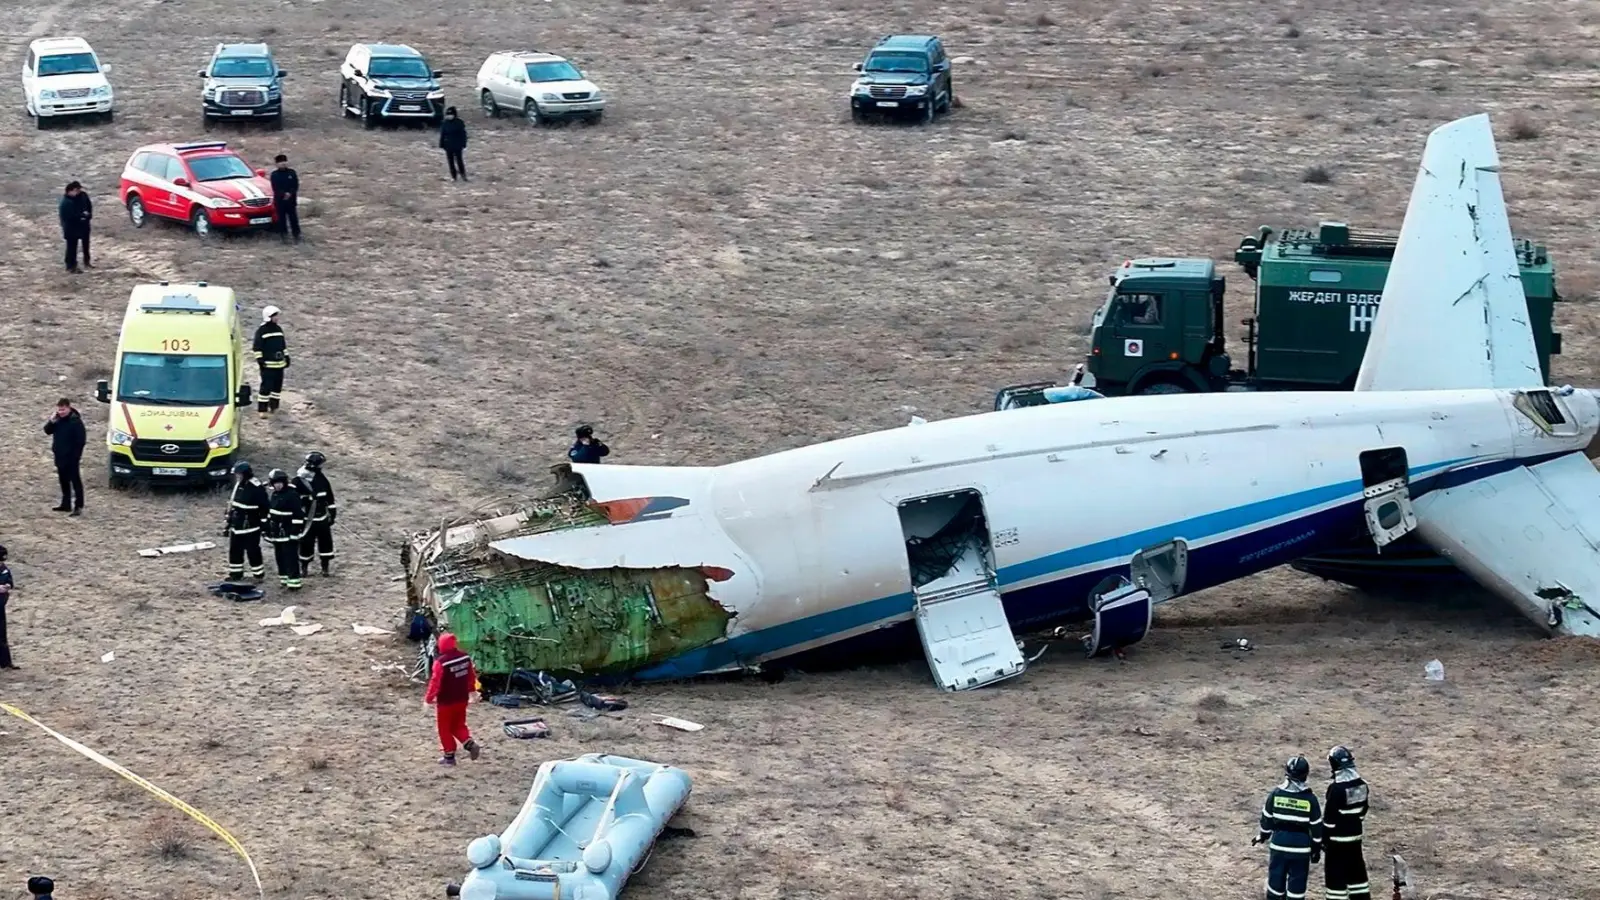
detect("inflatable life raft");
top-left (455, 753), bottom-right (692, 900)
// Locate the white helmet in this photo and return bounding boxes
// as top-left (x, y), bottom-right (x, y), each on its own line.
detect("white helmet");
top-left (262, 305), bottom-right (281, 322)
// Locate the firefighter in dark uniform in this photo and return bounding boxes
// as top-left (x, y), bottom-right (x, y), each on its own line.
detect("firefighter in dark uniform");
top-left (0, 543), bottom-right (17, 670)
top-left (264, 468), bottom-right (307, 591)
top-left (1323, 746), bottom-right (1372, 900)
top-left (224, 461), bottom-right (268, 581)
top-left (296, 451), bottom-right (338, 576)
top-left (252, 305), bottom-right (289, 415)
top-left (1256, 755), bottom-right (1323, 900)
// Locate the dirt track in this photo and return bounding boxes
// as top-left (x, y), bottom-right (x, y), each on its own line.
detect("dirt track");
top-left (2, 1), bottom-right (1600, 898)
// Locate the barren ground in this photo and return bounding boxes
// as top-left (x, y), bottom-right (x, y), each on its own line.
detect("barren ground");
top-left (3, 0), bottom-right (1600, 898)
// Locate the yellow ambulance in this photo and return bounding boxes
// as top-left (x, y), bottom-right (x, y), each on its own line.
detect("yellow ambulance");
top-left (94, 281), bottom-right (252, 487)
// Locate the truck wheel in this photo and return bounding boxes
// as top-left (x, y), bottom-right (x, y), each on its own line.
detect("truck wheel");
top-left (1137, 381), bottom-right (1191, 395)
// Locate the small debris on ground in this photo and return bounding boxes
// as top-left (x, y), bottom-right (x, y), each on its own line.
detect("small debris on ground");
top-left (654, 716), bottom-right (703, 732)
top-left (139, 541), bottom-right (216, 558)
top-left (502, 717), bottom-right (550, 739)
top-left (259, 606), bottom-right (300, 627)
top-left (100, 651), bottom-right (115, 663)
top-left (351, 624), bottom-right (392, 635)
top-left (290, 623), bottom-right (324, 636)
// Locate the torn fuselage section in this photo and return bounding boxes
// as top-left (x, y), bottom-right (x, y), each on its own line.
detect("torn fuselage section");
top-left (402, 470), bottom-right (735, 679)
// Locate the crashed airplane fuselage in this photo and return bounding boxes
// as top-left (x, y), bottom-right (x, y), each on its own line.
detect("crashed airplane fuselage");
top-left (404, 113), bottom-right (1600, 691)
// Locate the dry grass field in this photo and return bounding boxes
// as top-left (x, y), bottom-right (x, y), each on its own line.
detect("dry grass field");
top-left (2, 0), bottom-right (1600, 898)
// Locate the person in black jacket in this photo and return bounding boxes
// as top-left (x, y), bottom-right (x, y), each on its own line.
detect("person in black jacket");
top-left (59, 181), bottom-right (93, 272)
top-left (0, 544), bottom-right (16, 670)
top-left (224, 461), bottom-right (269, 581)
top-left (568, 425), bottom-right (610, 464)
top-left (270, 154), bottom-right (301, 244)
top-left (439, 106), bottom-right (468, 181)
top-left (43, 397), bottom-right (86, 515)
top-left (252, 305), bottom-right (289, 414)
top-left (296, 450), bottom-right (338, 576)
top-left (1323, 746), bottom-right (1373, 900)
top-left (1256, 755), bottom-right (1324, 900)
top-left (264, 468), bottom-right (307, 591)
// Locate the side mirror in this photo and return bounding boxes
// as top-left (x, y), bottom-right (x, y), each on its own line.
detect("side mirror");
top-left (350, 68), bottom-right (363, 78)
top-left (197, 69), bottom-right (208, 77)
top-left (432, 69), bottom-right (444, 77)
top-left (172, 177), bottom-right (189, 187)
top-left (236, 384), bottom-right (253, 408)
top-left (278, 69), bottom-right (288, 77)
top-left (851, 62), bottom-right (862, 72)
top-left (255, 168), bottom-right (266, 177)
top-left (95, 380), bottom-right (110, 404)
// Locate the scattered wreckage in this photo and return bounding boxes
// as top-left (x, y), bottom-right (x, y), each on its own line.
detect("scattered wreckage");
top-left (403, 113), bottom-right (1600, 698)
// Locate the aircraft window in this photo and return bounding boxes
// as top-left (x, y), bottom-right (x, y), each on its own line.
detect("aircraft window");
top-left (1119, 293), bottom-right (1161, 326)
top-left (900, 491), bottom-right (989, 589)
top-left (1514, 389), bottom-right (1567, 432)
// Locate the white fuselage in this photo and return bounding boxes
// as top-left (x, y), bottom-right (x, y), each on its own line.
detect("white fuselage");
top-left (588, 387), bottom-right (1596, 678)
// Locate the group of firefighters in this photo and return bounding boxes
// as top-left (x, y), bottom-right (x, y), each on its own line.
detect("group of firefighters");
top-left (1255, 746), bottom-right (1373, 900)
top-left (222, 452), bottom-right (337, 590)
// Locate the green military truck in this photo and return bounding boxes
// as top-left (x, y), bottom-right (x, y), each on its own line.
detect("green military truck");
top-left (1030, 222), bottom-right (1562, 400)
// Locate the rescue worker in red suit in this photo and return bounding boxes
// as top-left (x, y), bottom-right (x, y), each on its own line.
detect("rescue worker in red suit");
top-left (423, 632), bottom-right (481, 765)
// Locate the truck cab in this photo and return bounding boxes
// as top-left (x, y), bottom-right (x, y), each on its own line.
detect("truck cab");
top-left (1082, 257), bottom-right (1228, 395)
top-left (95, 282), bottom-right (253, 488)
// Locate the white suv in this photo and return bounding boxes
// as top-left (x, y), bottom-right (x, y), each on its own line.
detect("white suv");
top-left (475, 50), bottom-right (604, 125)
top-left (23, 36), bottom-right (114, 128)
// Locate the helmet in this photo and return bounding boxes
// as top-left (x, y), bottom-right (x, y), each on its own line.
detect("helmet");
top-left (28, 876), bottom-right (54, 896)
top-left (233, 461), bottom-right (253, 476)
top-left (575, 424), bottom-right (594, 439)
top-left (1328, 745), bottom-right (1355, 773)
top-left (304, 450), bottom-right (326, 469)
top-left (262, 305), bottom-right (281, 322)
top-left (267, 468), bottom-right (289, 485)
top-left (1285, 755), bottom-right (1311, 782)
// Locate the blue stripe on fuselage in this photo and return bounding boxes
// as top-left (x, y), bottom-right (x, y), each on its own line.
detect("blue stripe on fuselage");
top-left (631, 452), bottom-right (1562, 680)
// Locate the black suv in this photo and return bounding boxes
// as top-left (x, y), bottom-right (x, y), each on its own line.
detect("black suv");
top-left (849, 35), bottom-right (953, 124)
top-left (338, 43), bottom-right (445, 127)
top-left (199, 43), bottom-right (285, 129)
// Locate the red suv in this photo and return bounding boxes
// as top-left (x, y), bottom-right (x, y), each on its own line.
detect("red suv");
top-left (119, 141), bottom-right (277, 237)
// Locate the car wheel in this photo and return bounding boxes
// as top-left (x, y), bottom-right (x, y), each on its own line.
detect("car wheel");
top-left (851, 106), bottom-right (866, 123)
top-left (921, 99), bottom-right (935, 125)
top-left (109, 473), bottom-right (131, 490)
top-left (339, 83), bottom-right (351, 118)
top-left (191, 208), bottom-right (212, 237)
top-left (127, 195), bottom-right (147, 228)
top-left (202, 114), bottom-right (213, 131)
top-left (584, 111), bottom-right (603, 125)
top-left (524, 99), bottom-right (541, 126)
top-left (1136, 380), bottom-right (1190, 396)
top-left (361, 97), bottom-right (376, 129)
top-left (102, 109), bottom-right (114, 124)
top-left (481, 89), bottom-right (500, 118)
top-left (271, 113), bottom-right (284, 131)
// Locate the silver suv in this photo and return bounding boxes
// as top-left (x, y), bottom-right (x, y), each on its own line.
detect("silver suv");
top-left (199, 43), bottom-right (285, 129)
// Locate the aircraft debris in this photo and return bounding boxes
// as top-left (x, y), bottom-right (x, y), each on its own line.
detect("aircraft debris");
top-left (654, 716), bottom-right (703, 732)
top-left (139, 541), bottom-right (216, 558)
top-left (259, 607), bottom-right (300, 627)
top-left (502, 717), bottom-right (550, 739)
top-left (100, 651), bottom-right (115, 663)
top-left (1424, 659), bottom-right (1445, 681)
top-left (351, 624), bottom-right (392, 635)
top-left (290, 623), bottom-right (324, 636)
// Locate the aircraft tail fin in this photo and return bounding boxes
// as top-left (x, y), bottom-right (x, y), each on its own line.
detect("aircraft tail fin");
top-left (1353, 113), bottom-right (1543, 392)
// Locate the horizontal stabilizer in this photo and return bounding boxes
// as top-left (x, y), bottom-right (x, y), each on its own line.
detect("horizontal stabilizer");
top-left (1355, 113), bottom-right (1543, 392)
top-left (1412, 452), bottom-right (1600, 636)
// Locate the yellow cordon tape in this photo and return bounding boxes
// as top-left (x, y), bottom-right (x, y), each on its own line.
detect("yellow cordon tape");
top-left (0, 702), bottom-right (265, 899)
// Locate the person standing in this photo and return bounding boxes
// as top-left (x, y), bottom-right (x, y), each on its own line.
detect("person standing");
top-left (568, 425), bottom-right (610, 464)
top-left (1323, 746), bottom-right (1373, 900)
top-left (439, 107), bottom-right (468, 182)
top-left (297, 451), bottom-right (338, 577)
top-left (0, 544), bottom-right (16, 670)
top-left (43, 397), bottom-right (86, 516)
top-left (423, 632), bottom-right (481, 766)
top-left (252, 305), bottom-right (289, 415)
top-left (264, 468), bottom-right (306, 591)
top-left (224, 461), bottom-right (268, 582)
top-left (270, 154), bottom-right (301, 244)
top-left (59, 181), bottom-right (92, 272)
top-left (1256, 755), bottom-right (1324, 900)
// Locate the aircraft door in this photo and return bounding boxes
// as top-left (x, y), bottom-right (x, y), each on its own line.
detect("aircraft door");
top-left (1084, 575), bottom-right (1153, 658)
top-left (1359, 447), bottom-right (1417, 550)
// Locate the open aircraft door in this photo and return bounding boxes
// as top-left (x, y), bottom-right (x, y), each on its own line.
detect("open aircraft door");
top-left (898, 489), bottom-right (1027, 692)
top-left (1360, 447), bottom-right (1418, 550)
top-left (1085, 538), bottom-right (1188, 657)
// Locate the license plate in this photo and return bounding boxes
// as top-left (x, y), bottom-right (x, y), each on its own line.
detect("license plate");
top-left (230, 109), bottom-right (253, 116)
top-left (152, 467), bottom-right (187, 476)
top-left (249, 217), bottom-right (271, 225)
top-left (398, 104), bottom-right (421, 111)
top-left (875, 101), bottom-right (899, 107)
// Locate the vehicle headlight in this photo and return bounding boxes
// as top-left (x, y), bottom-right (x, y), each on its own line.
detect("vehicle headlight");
top-left (110, 429), bottom-right (134, 447)
top-left (427, 89), bottom-right (445, 99)
top-left (40, 89), bottom-right (58, 100)
top-left (93, 85), bottom-right (111, 97)
top-left (368, 87), bottom-right (392, 97)
top-left (207, 432), bottom-right (233, 449)
top-left (539, 92), bottom-right (559, 101)
top-left (906, 84), bottom-right (928, 95)
top-left (202, 197), bottom-right (240, 209)
top-left (591, 90), bottom-right (604, 100)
